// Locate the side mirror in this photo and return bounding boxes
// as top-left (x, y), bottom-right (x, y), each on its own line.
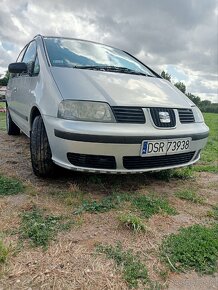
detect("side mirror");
top-left (8, 62), bottom-right (27, 74)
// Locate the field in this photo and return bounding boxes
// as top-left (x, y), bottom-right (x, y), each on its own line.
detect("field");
top-left (0, 107), bottom-right (217, 289)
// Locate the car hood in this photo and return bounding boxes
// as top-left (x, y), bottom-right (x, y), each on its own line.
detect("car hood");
top-left (50, 67), bottom-right (194, 108)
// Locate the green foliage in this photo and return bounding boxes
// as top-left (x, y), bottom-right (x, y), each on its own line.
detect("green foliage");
top-left (0, 175), bottom-right (24, 196)
top-left (74, 192), bottom-right (134, 214)
top-left (207, 206), bottom-right (218, 220)
top-left (152, 167), bottom-right (193, 181)
top-left (0, 102), bottom-right (6, 109)
top-left (20, 207), bottom-right (73, 248)
top-left (119, 213), bottom-right (146, 232)
top-left (186, 93), bottom-right (201, 107)
top-left (74, 196), bottom-right (117, 214)
top-left (175, 189), bottom-right (204, 204)
top-left (192, 113), bottom-right (218, 173)
top-left (160, 71), bottom-right (217, 113)
top-left (200, 113), bottom-right (218, 162)
top-left (132, 195), bottom-right (176, 218)
top-left (0, 71), bottom-right (9, 86)
top-left (96, 242), bottom-right (148, 288)
top-left (0, 112), bottom-right (6, 131)
top-left (192, 165), bottom-right (218, 173)
top-left (174, 81), bottom-right (186, 94)
top-left (161, 70), bottom-right (171, 82)
top-left (74, 192), bottom-right (176, 220)
top-left (187, 93), bottom-right (218, 113)
top-left (161, 224), bottom-right (218, 274)
top-left (0, 240), bottom-right (8, 264)
top-left (200, 103), bottom-right (218, 113)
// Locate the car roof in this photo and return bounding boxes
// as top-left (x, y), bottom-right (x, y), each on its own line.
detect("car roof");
top-left (33, 34), bottom-right (119, 50)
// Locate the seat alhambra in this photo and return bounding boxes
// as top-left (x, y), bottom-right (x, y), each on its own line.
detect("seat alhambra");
top-left (6, 35), bottom-right (209, 177)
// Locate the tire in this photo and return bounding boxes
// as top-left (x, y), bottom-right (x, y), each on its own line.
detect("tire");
top-left (6, 106), bottom-right (20, 135)
top-left (30, 115), bottom-right (56, 177)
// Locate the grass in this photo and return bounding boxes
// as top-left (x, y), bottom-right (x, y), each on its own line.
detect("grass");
top-left (118, 213), bottom-right (146, 232)
top-left (132, 195), bottom-right (176, 218)
top-left (96, 242), bottom-right (148, 288)
top-left (73, 192), bottom-right (135, 214)
top-left (201, 113), bottom-right (218, 163)
top-left (0, 175), bottom-right (24, 196)
top-left (73, 191), bottom-right (177, 220)
top-left (175, 189), bottom-right (204, 204)
top-left (0, 102), bottom-right (5, 109)
top-left (192, 164), bottom-right (218, 173)
top-left (74, 196), bottom-right (117, 214)
top-left (152, 167), bottom-right (193, 181)
top-left (0, 240), bottom-right (8, 264)
top-left (74, 192), bottom-right (176, 220)
top-left (161, 224), bottom-right (218, 274)
top-left (20, 206), bottom-right (73, 248)
top-left (207, 205), bottom-right (218, 220)
top-left (0, 112), bottom-right (6, 131)
top-left (193, 113), bottom-right (218, 173)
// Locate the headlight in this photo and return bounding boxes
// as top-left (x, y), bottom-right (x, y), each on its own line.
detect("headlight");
top-left (58, 100), bottom-right (115, 122)
top-left (192, 106), bottom-right (204, 123)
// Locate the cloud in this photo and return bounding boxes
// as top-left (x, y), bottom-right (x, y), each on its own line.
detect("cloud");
top-left (0, 0), bottom-right (217, 101)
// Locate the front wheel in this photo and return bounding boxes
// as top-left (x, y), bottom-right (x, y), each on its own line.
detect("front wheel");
top-left (6, 106), bottom-right (20, 135)
top-left (30, 115), bottom-right (56, 177)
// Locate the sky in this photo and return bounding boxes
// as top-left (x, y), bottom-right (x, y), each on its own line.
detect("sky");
top-left (0, 0), bottom-right (217, 102)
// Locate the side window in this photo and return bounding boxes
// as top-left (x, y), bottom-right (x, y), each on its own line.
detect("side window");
top-left (17, 47), bottom-right (26, 63)
top-left (22, 41), bottom-right (37, 75)
top-left (33, 55), bottom-right (40, 75)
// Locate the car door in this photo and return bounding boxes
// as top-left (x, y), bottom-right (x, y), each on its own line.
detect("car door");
top-left (7, 47), bottom-right (27, 129)
top-left (15, 40), bottom-right (39, 135)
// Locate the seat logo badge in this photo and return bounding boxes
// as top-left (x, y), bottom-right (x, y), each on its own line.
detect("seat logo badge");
top-left (159, 111), bottom-right (170, 123)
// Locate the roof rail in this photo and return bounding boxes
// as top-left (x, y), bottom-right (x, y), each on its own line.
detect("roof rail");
top-left (33, 34), bottom-right (43, 39)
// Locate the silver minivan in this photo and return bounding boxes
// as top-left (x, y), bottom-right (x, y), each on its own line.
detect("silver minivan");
top-left (6, 35), bottom-right (209, 177)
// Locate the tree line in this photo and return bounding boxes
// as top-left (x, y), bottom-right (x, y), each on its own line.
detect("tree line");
top-left (161, 71), bottom-right (218, 113)
top-left (0, 72), bottom-right (9, 86)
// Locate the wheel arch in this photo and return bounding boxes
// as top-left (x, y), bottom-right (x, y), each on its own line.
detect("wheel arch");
top-left (29, 106), bottom-right (41, 131)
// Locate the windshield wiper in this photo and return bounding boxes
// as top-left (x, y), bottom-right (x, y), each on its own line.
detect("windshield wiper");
top-left (73, 65), bottom-right (153, 77)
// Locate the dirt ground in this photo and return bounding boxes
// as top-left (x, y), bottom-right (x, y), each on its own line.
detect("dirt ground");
top-left (0, 130), bottom-right (217, 290)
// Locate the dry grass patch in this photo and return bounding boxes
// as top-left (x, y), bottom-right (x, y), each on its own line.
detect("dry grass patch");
top-left (96, 242), bottom-right (149, 288)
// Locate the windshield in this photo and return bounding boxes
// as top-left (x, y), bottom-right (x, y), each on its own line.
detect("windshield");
top-left (44, 37), bottom-right (155, 76)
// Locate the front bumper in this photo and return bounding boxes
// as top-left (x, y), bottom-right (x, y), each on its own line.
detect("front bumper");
top-left (43, 115), bottom-right (209, 174)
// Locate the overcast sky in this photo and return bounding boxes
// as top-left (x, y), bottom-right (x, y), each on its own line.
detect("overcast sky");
top-left (0, 0), bottom-right (217, 102)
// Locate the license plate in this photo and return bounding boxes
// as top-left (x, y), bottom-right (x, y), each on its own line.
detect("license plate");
top-left (141, 138), bottom-right (191, 157)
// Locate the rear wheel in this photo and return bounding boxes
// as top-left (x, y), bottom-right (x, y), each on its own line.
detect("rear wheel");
top-left (6, 106), bottom-right (20, 135)
top-left (30, 115), bottom-right (56, 177)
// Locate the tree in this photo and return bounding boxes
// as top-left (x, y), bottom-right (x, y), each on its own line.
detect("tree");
top-left (186, 93), bottom-right (201, 107)
top-left (161, 71), bottom-right (171, 82)
top-left (0, 71), bottom-right (9, 86)
top-left (201, 100), bottom-right (211, 106)
top-left (174, 81), bottom-right (186, 94)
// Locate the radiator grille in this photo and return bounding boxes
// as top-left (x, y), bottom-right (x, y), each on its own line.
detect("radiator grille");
top-left (178, 109), bottom-right (195, 123)
top-left (150, 108), bottom-right (176, 127)
top-left (67, 153), bottom-right (116, 169)
top-left (123, 151), bottom-right (195, 170)
top-left (112, 107), bottom-right (145, 123)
